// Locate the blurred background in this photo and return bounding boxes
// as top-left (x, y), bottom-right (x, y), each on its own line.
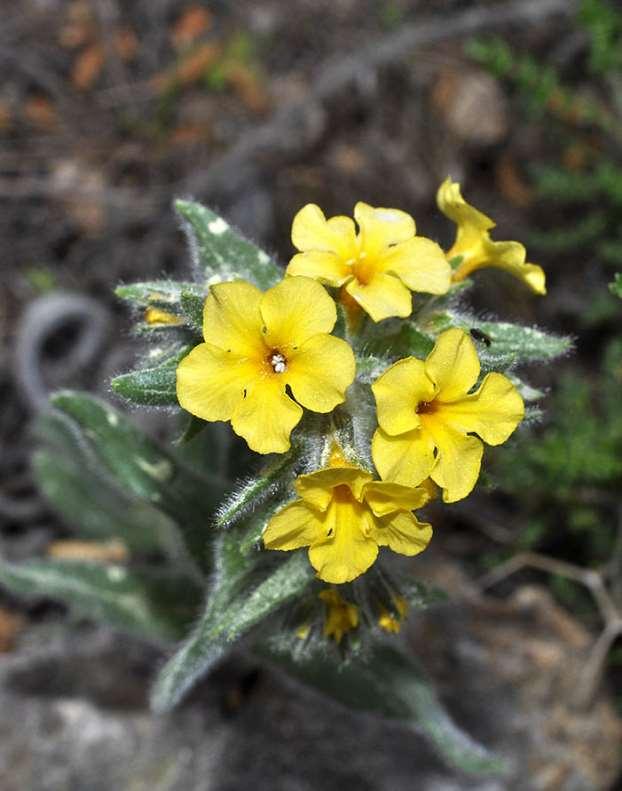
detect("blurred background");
top-left (1, 0), bottom-right (622, 788)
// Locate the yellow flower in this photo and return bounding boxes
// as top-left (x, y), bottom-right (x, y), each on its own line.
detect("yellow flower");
top-left (144, 307), bottom-right (183, 326)
top-left (287, 202), bottom-right (451, 322)
top-left (437, 177), bottom-right (546, 295)
top-left (262, 450), bottom-right (432, 583)
top-left (378, 596), bottom-right (408, 634)
top-left (176, 277), bottom-right (355, 454)
top-left (372, 328), bottom-right (524, 503)
top-left (319, 588), bottom-right (359, 643)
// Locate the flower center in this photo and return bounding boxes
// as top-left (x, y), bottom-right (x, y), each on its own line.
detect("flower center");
top-left (268, 351), bottom-right (287, 374)
top-left (349, 251), bottom-right (376, 286)
top-left (416, 400), bottom-right (437, 415)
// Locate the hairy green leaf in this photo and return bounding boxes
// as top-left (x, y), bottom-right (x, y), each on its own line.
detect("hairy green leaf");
top-left (424, 313), bottom-right (572, 369)
top-left (214, 448), bottom-right (300, 529)
top-left (151, 536), bottom-right (313, 712)
top-left (176, 199), bottom-right (281, 289)
top-left (610, 272), bottom-right (622, 298)
top-left (111, 345), bottom-right (192, 407)
top-left (115, 280), bottom-right (200, 309)
top-left (0, 560), bottom-right (202, 643)
top-left (257, 641), bottom-right (505, 777)
top-left (49, 392), bottom-right (228, 573)
top-left (33, 449), bottom-right (176, 553)
top-left (180, 290), bottom-right (205, 332)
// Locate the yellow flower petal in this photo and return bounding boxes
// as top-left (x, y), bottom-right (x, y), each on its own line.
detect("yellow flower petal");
top-left (476, 239), bottom-right (546, 295)
top-left (176, 343), bottom-right (255, 421)
top-left (261, 276), bottom-right (336, 350)
top-left (437, 177), bottom-right (494, 252)
top-left (262, 501), bottom-right (320, 550)
top-left (308, 492), bottom-right (378, 584)
top-left (363, 481), bottom-right (430, 517)
top-left (203, 281), bottom-right (265, 357)
top-left (436, 372), bottom-right (524, 445)
top-left (291, 203), bottom-right (357, 259)
top-left (230, 379), bottom-right (302, 454)
top-left (371, 427), bottom-right (436, 487)
top-left (438, 178), bottom-right (546, 295)
top-left (345, 273), bottom-right (412, 322)
top-left (372, 357), bottom-right (435, 436)
top-left (381, 236), bottom-right (451, 295)
top-left (421, 416), bottom-right (483, 503)
top-left (425, 328), bottom-right (480, 402)
top-left (354, 202), bottom-right (415, 258)
top-left (319, 588), bottom-right (359, 643)
top-left (373, 511), bottom-right (433, 556)
top-left (287, 251), bottom-right (351, 286)
top-left (296, 467), bottom-right (373, 511)
top-left (286, 334), bottom-right (355, 413)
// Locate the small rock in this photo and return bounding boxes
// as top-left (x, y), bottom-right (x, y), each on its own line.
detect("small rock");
top-left (431, 67), bottom-right (508, 146)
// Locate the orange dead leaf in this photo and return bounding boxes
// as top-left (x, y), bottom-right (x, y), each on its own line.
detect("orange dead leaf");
top-left (47, 539), bottom-right (129, 564)
top-left (226, 64), bottom-right (269, 114)
top-left (496, 154), bottom-right (533, 209)
top-left (59, 0), bottom-right (95, 49)
top-left (0, 101), bottom-right (12, 132)
top-left (151, 43), bottom-right (221, 93)
top-left (0, 608), bottom-right (24, 653)
top-left (172, 5), bottom-right (212, 49)
top-left (114, 28), bottom-right (139, 62)
top-left (23, 96), bottom-right (58, 130)
top-left (72, 43), bottom-right (106, 90)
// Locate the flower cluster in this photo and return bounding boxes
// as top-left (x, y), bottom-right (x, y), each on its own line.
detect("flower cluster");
top-left (176, 180), bottom-right (539, 607)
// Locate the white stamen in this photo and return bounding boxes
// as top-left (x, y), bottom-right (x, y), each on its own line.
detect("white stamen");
top-left (270, 352), bottom-right (287, 373)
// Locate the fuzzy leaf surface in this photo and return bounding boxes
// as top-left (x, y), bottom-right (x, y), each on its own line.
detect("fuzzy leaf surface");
top-left (257, 641), bottom-right (505, 777)
top-left (111, 345), bottom-right (192, 407)
top-left (0, 560), bottom-right (202, 643)
top-left (33, 448), bottom-right (175, 553)
top-left (115, 280), bottom-right (200, 309)
top-left (49, 392), bottom-right (227, 572)
top-left (151, 531), bottom-right (313, 712)
top-left (422, 313), bottom-right (572, 370)
top-left (176, 199), bottom-right (281, 289)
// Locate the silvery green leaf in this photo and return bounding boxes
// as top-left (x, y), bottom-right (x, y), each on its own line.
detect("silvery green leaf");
top-left (176, 199), bottom-right (281, 289)
top-left (115, 280), bottom-right (201, 309)
top-left (151, 532), bottom-right (313, 712)
top-left (33, 448), bottom-right (174, 553)
top-left (0, 560), bottom-right (202, 643)
top-left (610, 273), bottom-right (622, 298)
top-left (214, 448), bottom-right (300, 529)
top-left (256, 641), bottom-right (505, 777)
top-left (111, 345), bottom-right (192, 407)
top-left (49, 392), bottom-right (227, 573)
top-left (179, 290), bottom-right (205, 332)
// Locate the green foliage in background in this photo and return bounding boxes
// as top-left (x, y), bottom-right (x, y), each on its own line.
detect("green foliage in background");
top-left (468, 0), bottom-right (622, 265)
top-left (493, 335), bottom-right (622, 562)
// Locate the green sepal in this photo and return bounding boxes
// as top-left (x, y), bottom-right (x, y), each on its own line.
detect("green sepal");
top-left (175, 199), bottom-right (281, 289)
top-left (150, 532), bottom-right (314, 712)
top-left (214, 448), bottom-right (300, 529)
top-left (0, 559), bottom-right (203, 644)
top-left (115, 280), bottom-right (201, 309)
top-left (180, 290), bottom-right (205, 332)
top-left (48, 392), bottom-right (227, 573)
top-left (111, 345), bottom-right (192, 407)
top-left (255, 640), bottom-right (506, 777)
